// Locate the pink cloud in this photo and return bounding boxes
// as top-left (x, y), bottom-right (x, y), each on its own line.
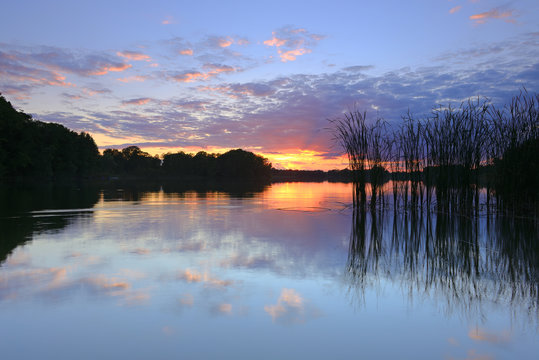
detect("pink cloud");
top-left (450, 6), bottom-right (462, 14)
top-left (90, 63), bottom-right (132, 76)
top-left (264, 27), bottom-right (323, 62)
top-left (24, 71), bottom-right (72, 87)
top-left (172, 71), bottom-right (207, 83)
top-left (179, 49), bottom-right (194, 56)
top-left (218, 37), bottom-right (233, 48)
top-left (470, 8), bottom-right (516, 24)
top-left (264, 33), bottom-right (287, 47)
top-left (468, 328), bottom-right (511, 344)
top-left (278, 48), bottom-right (311, 62)
top-left (203, 63), bottom-right (235, 74)
top-left (117, 51), bottom-right (151, 61)
top-left (122, 97), bottom-right (152, 106)
top-left (172, 64), bottom-right (235, 83)
top-left (178, 269), bottom-right (233, 288)
top-left (162, 16), bottom-right (174, 25)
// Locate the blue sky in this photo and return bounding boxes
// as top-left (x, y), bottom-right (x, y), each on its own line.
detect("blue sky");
top-left (1, 0), bottom-right (538, 169)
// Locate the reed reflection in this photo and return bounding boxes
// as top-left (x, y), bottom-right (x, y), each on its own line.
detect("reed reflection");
top-left (346, 206), bottom-right (539, 323)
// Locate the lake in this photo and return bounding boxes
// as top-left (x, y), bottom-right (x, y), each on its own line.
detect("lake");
top-left (0, 182), bottom-right (537, 359)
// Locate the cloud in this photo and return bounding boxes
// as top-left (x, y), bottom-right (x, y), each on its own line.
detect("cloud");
top-left (236, 38), bottom-right (249, 46)
top-left (5, 252), bottom-right (31, 267)
top-left (468, 328), bottom-right (511, 344)
top-left (129, 247), bottom-right (151, 254)
top-left (0, 44), bottom-right (132, 97)
top-left (172, 71), bottom-right (207, 83)
top-left (162, 16), bottom-right (175, 25)
top-left (220, 255), bottom-right (276, 269)
top-left (178, 268), bottom-right (234, 288)
top-left (66, 54), bottom-right (538, 165)
top-left (264, 33), bottom-right (287, 47)
top-left (179, 49), bottom-right (194, 56)
top-left (264, 27), bottom-right (324, 62)
top-left (162, 326), bottom-right (175, 335)
top-left (62, 93), bottom-right (83, 100)
top-left (342, 65), bottom-right (374, 72)
top-left (218, 37), bottom-right (233, 48)
top-left (117, 75), bottom-right (147, 83)
top-left (22, 46), bottom-right (132, 76)
top-left (450, 6), bottom-right (462, 14)
top-left (89, 63), bottom-right (132, 76)
top-left (210, 303), bottom-right (232, 315)
top-left (117, 50), bottom-right (151, 61)
top-left (15, 33), bottom-right (536, 169)
top-left (122, 98), bottom-right (152, 106)
top-left (0, 50), bottom-right (74, 88)
top-left (198, 82), bottom-right (276, 97)
top-left (446, 349), bottom-right (495, 360)
top-left (278, 48), bottom-right (311, 62)
top-left (264, 288), bottom-right (321, 324)
top-left (82, 87), bottom-right (112, 96)
top-left (0, 83), bottom-right (33, 99)
top-left (470, 7), bottom-right (517, 24)
top-left (170, 63), bottom-right (236, 83)
top-left (179, 293), bottom-right (194, 306)
top-left (206, 36), bottom-right (237, 49)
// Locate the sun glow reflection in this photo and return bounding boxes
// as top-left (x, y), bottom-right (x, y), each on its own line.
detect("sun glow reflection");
top-left (265, 182), bottom-right (351, 210)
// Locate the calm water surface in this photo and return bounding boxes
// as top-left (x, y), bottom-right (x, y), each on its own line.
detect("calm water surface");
top-left (0, 182), bottom-right (537, 359)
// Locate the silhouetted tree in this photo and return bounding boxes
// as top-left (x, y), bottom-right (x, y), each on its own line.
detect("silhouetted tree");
top-left (162, 151), bottom-right (194, 175)
top-left (0, 95), bottom-right (99, 180)
top-left (214, 149), bottom-right (272, 180)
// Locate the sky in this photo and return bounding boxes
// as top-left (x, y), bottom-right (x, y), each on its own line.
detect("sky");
top-left (1, 0), bottom-right (538, 170)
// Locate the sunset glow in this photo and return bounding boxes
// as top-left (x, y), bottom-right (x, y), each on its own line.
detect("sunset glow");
top-left (1, 0), bottom-right (537, 170)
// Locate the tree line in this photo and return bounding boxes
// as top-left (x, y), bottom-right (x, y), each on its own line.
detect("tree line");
top-left (0, 95), bottom-right (271, 181)
top-left (101, 146), bottom-right (271, 180)
top-left (0, 95), bottom-right (99, 178)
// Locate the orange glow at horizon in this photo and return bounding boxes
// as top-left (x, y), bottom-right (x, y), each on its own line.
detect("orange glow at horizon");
top-left (91, 130), bottom-right (347, 170)
top-left (133, 145), bottom-right (348, 171)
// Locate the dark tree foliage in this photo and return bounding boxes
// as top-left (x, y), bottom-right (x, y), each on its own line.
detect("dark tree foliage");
top-left (162, 151), bottom-right (194, 176)
top-left (101, 146), bottom-right (161, 176)
top-left (0, 95), bottom-right (271, 182)
top-left (162, 149), bottom-right (271, 180)
top-left (214, 149), bottom-right (271, 179)
top-left (0, 95), bottom-right (99, 179)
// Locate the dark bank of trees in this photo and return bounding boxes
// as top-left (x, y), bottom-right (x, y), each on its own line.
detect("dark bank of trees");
top-left (102, 147), bottom-right (272, 180)
top-left (0, 95), bottom-right (100, 179)
top-left (0, 95), bottom-right (272, 182)
top-left (333, 89), bottom-right (539, 214)
top-left (162, 148), bottom-right (272, 179)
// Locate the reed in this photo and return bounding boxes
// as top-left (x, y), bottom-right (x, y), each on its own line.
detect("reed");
top-left (331, 109), bottom-right (370, 208)
top-left (332, 89), bottom-right (538, 216)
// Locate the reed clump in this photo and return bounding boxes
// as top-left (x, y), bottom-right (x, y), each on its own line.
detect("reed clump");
top-left (332, 89), bottom-right (538, 216)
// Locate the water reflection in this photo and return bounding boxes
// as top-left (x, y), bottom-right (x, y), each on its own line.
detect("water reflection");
top-left (346, 207), bottom-right (539, 323)
top-left (100, 180), bottom-right (269, 202)
top-left (0, 185), bottom-right (100, 263)
top-left (0, 182), bottom-right (537, 359)
top-left (0, 181), bottom-right (272, 265)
